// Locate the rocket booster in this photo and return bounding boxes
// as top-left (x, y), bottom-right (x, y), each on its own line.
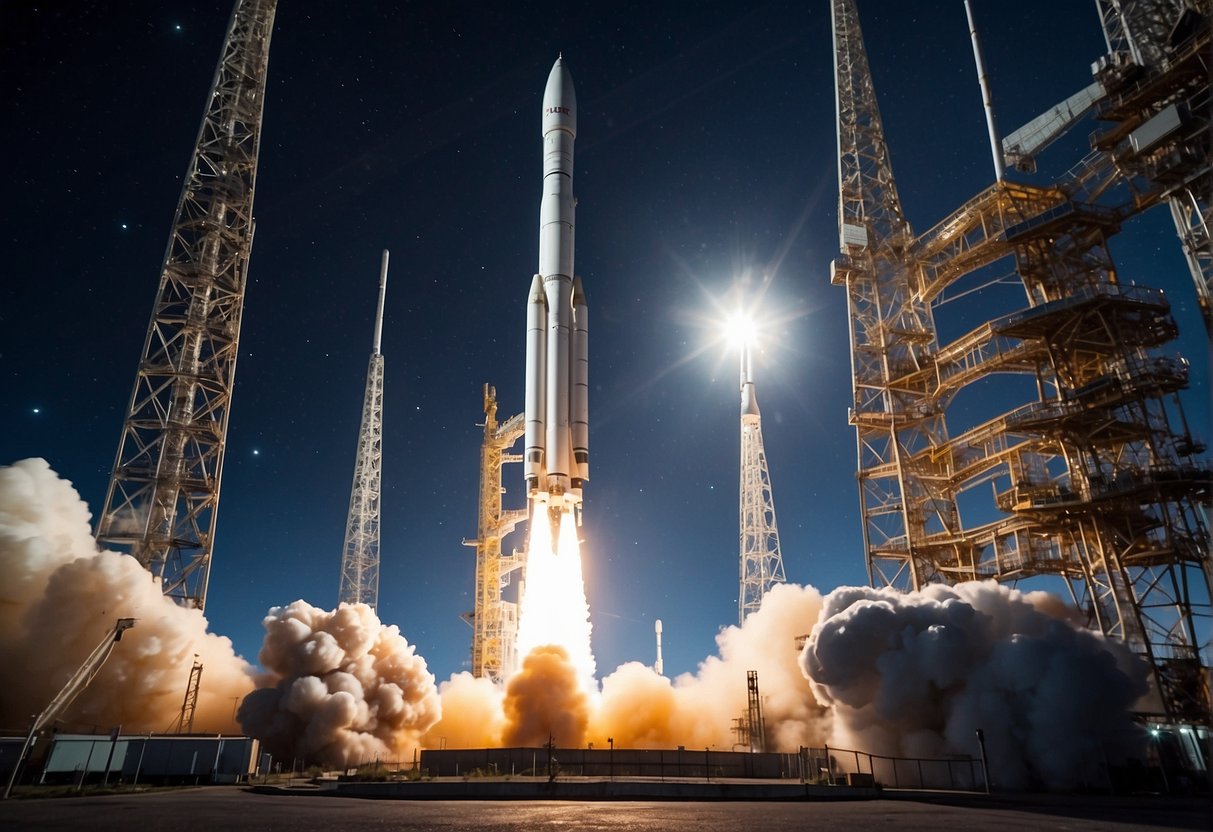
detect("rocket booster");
top-left (525, 56), bottom-right (588, 538)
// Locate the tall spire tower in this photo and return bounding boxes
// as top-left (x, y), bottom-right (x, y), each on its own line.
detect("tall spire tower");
top-left (95, 0), bottom-right (277, 610)
top-left (338, 250), bottom-right (389, 610)
top-left (738, 332), bottom-right (785, 624)
top-left (831, 0), bottom-right (957, 591)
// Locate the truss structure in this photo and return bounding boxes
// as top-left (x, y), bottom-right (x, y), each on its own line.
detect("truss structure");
top-left (1092, 0), bottom-right (1212, 334)
top-left (739, 341), bottom-right (786, 623)
top-left (831, 0), bottom-right (1211, 723)
top-left (338, 251), bottom-right (389, 610)
top-left (94, 0), bottom-right (276, 611)
top-left (170, 658), bottom-right (204, 735)
top-left (463, 385), bottom-right (527, 682)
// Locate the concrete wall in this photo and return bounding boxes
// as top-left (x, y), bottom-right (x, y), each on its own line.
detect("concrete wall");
top-left (39, 734), bottom-right (258, 785)
top-left (420, 747), bottom-right (805, 779)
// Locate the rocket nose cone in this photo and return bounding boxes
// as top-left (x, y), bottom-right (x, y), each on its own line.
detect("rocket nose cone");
top-left (529, 273), bottom-right (547, 304)
top-left (543, 55), bottom-right (576, 137)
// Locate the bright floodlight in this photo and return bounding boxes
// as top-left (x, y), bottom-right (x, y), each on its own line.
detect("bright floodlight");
top-left (725, 312), bottom-right (756, 347)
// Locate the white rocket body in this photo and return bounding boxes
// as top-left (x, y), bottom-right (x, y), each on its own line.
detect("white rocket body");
top-left (525, 56), bottom-right (588, 539)
top-left (655, 619), bottom-right (664, 676)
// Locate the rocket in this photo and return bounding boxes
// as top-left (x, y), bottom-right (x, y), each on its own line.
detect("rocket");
top-left (525, 55), bottom-right (588, 542)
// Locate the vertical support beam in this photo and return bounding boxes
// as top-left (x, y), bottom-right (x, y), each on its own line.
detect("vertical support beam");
top-left (964, 0), bottom-right (1006, 180)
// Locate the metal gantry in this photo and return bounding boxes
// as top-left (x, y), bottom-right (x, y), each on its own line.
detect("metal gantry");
top-left (830, 0), bottom-right (1211, 723)
top-left (338, 251), bottom-right (390, 610)
top-left (831, 0), bottom-right (960, 593)
top-left (746, 670), bottom-right (767, 753)
top-left (462, 385), bottom-right (527, 682)
top-left (738, 339), bottom-right (786, 624)
top-left (94, 0), bottom-right (276, 611)
top-left (171, 658), bottom-right (204, 735)
top-left (1092, 0), bottom-right (1212, 334)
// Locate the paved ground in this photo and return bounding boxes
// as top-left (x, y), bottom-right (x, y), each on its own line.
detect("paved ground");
top-left (0, 787), bottom-right (1209, 831)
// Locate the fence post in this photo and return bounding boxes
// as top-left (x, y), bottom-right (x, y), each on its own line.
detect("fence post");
top-left (976, 729), bottom-right (991, 794)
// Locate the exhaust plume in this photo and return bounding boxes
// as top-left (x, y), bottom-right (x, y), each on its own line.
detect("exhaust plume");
top-left (237, 600), bottom-right (441, 768)
top-left (502, 645), bottom-right (590, 747)
top-left (516, 512), bottom-right (596, 689)
top-left (800, 581), bottom-right (1150, 790)
top-left (0, 458), bottom-right (254, 733)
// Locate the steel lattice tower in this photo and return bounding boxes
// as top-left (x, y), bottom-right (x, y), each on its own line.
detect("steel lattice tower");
top-left (1093, 0), bottom-right (1212, 334)
top-left (738, 339), bottom-right (786, 624)
top-left (95, 0), bottom-right (276, 610)
top-left (338, 251), bottom-right (390, 610)
top-left (462, 386), bottom-right (527, 681)
top-left (831, 0), bottom-right (960, 592)
top-left (830, 0), bottom-right (1211, 723)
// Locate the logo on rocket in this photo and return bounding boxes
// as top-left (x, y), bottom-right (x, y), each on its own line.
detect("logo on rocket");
top-left (525, 55), bottom-right (588, 544)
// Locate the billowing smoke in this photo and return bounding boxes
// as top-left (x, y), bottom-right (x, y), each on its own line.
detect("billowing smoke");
top-left (591, 582), bottom-right (830, 750)
top-left (237, 600), bottom-right (441, 768)
top-left (423, 672), bottom-right (505, 749)
top-left (502, 645), bottom-right (590, 747)
top-left (2, 457), bottom-right (1156, 790)
top-left (429, 585), bottom-right (830, 753)
top-left (801, 581), bottom-right (1150, 790)
top-left (0, 458), bottom-right (254, 733)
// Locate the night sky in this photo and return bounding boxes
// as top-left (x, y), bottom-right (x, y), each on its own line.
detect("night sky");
top-left (3, 2), bottom-right (1208, 683)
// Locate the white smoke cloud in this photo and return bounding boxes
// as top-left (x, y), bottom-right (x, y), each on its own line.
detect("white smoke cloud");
top-left (800, 581), bottom-right (1150, 790)
top-left (1, 458), bottom-right (1157, 790)
top-left (0, 458), bottom-right (254, 733)
top-left (237, 600), bottom-right (441, 768)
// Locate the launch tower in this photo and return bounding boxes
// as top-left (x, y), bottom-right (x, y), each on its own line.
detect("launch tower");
top-left (830, 0), bottom-right (1210, 723)
top-left (738, 333), bottom-right (786, 624)
top-left (95, 0), bottom-right (276, 610)
top-left (1092, 1), bottom-right (1212, 334)
top-left (338, 250), bottom-right (389, 610)
top-left (463, 386), bottom-right (527, 681)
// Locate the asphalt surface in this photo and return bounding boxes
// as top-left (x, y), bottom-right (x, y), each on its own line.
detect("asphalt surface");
top-left (1, 787), bottom-right (1210, 831)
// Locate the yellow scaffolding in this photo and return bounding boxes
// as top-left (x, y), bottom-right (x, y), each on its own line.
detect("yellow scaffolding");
top-left (462, 385), bottom-right (527, 682)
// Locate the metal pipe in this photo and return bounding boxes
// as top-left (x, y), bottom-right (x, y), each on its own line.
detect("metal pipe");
top-left (373, 250), bottom-right (388, 355)
top-left (964, 0), bottom-right (1006, 180)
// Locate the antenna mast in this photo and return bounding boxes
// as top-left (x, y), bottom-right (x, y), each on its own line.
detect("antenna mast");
top-left (95, 0), bottom-right (277, 610)
top-left (338, 250), bottom-right (389, 610)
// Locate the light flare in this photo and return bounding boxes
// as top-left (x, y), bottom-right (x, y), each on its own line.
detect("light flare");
top-left (515, 509), bottom-right (597, 690)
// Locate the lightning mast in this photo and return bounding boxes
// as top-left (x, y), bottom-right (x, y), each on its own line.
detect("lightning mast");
top-left (94, 0), bottom-right (276, 610)
top-left (338, 251), bottom-right (389, 609)
top-left (738, 335), bottom-right (786, 624)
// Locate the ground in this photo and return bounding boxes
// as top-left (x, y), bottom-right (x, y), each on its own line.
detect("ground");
top-left (0, 787), bottom-right (1209, 831)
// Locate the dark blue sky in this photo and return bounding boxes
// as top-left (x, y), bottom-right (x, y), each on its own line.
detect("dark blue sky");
top-left (2, 1), bottom-right (1207, 682)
